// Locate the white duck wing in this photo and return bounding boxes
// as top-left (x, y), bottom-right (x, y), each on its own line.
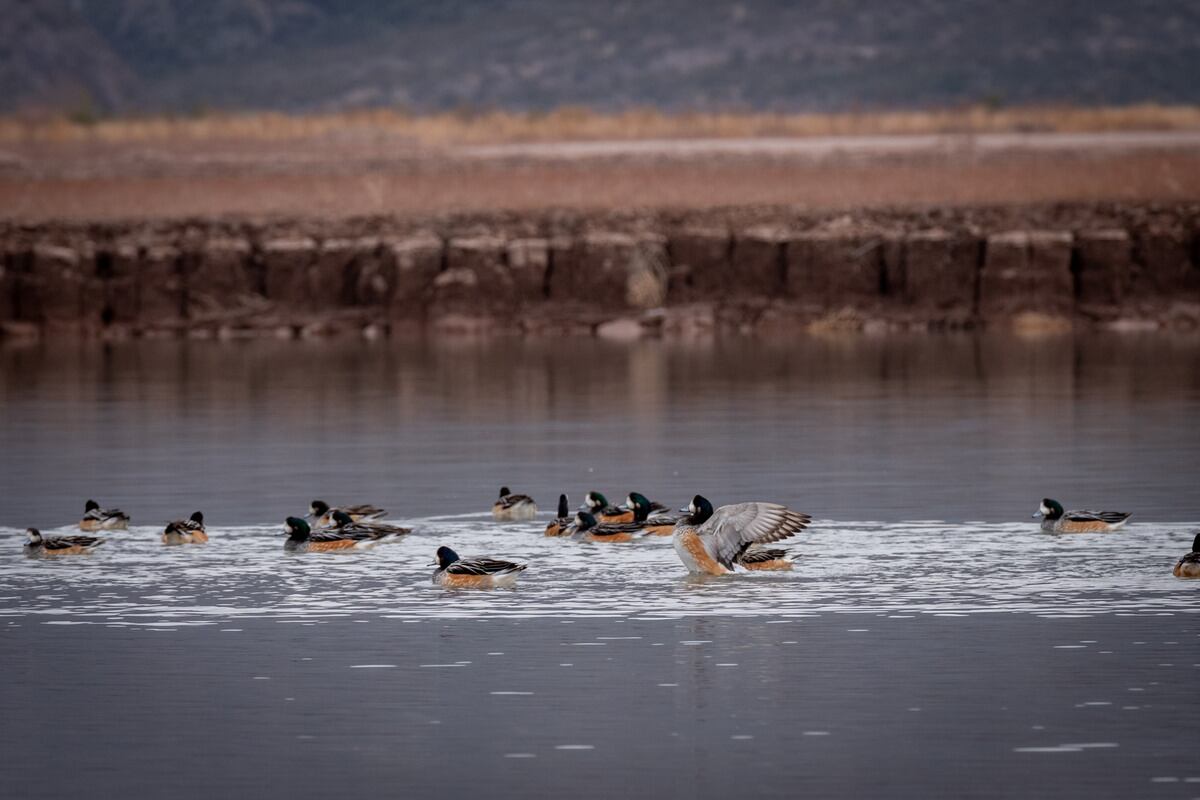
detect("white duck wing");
top-left (699, 502), bottom-right (812, 569)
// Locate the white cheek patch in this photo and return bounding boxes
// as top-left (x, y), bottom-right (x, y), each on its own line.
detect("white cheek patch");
top-left (1039, 504), bottom-right (1050, 515)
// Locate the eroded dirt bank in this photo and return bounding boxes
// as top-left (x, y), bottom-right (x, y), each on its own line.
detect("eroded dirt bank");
top-left (2, 202), bottom-right (1197, 339)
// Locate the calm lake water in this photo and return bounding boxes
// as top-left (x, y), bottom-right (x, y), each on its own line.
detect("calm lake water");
top-left (2, 332), bottom-right (1199, 526)
top-left (1, 332), bottom-right (1198, 799)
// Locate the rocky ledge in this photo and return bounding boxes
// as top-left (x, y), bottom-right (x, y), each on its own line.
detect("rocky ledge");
top-left (1, 203), bottom-right (1198, 340)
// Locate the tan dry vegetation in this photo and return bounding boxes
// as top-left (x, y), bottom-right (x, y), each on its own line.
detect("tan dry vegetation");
top-left (5, 104), bottom-right (1200, 146)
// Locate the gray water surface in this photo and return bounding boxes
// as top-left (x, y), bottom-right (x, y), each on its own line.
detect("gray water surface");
top-left (2, 332), bottom-right (1198, 799)
top-left (2, 332), bottom-right (1198, 526)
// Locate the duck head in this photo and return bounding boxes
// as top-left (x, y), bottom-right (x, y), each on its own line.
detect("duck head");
top-left (189, 511), bottom-right (204, 525)
top-left (556, 494), bottom-right (569, 518)
top-left (435, 546), bottom-right (461, 569)
top-left (285, 517), bottom-right (311, 540)
top-left (627, 492), bottom-right (655, 522)
top-left (1034, 499), bottom-right (1064, 520)
top-left (574, 511), bottom-right (598, 532)
top-left (26, 528), bottom-right (42, 544)
top-left (309, 500), bottom-right (330, 517)
top-left (330, 510), bottom-right (354, 528)
top-left (85, 499), bottom-right (99, 512)
top-left (584, 491), bottom-right (609, 511)
top-left (685, 495), bottom-right (714, 526)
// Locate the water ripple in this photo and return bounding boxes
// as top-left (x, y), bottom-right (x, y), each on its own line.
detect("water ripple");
top-left (1, 518), bottom-right (1197, 624)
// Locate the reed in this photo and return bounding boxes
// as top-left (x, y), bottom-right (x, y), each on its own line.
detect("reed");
top-left (3, 103), bottom-right (1199, 146)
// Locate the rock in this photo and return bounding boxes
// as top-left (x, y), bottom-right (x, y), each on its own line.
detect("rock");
top-left (355, 241), bottom-right (395, 308)
top-left (188, 238), bottom-right (255, 317)
top-left (0, 320), bottom-right (40, 338)
top-left (979, 230), bottom-right (1074, 318)
top-left (1104, 317), bottom-right (1161, 332)
top-left (728, 226), bottom-right (787, 297)
top-left (549, 232), bottom-right (667, 308)
top-left (506, 238), bottom-right (550, 298)
top-left (138, 243), bottom-right (185, 324)
top-left (667, 227), bottom-right (731, 300)
top-left (902, 229), bottom-right (981, 313)
top-left (312, 238), bottom-right (370, 309)
top-left (0, 247), bottom-right (15, 323)
top-left (550, 232), bottom-right (630, 304)
top-left (786, 229), bottom-right (884, 307)
top-left (440, 236), bottom-right (513, 312)
top-left (1075, 229), bottom-right (1131, 306)
top-left (388, 233), bottom-right (444, 320)
top-left (262, 237), bottom-right (317, 311)
top-left (15, 244), bottom-right (85, 324)
top-left (102, 242), bottom-right (141, 324)
top-left (1010, 311), bottom-right (1073, 335)
top-left (1134, 227), bottom-right (1196, 298)
top-left (596, 317), bottom-right (645, 341)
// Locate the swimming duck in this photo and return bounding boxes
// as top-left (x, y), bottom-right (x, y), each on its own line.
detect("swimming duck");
top-left (25, 527), bottom-right (104, 556)
top-left (493, 487), bottom-right (538, 521)
top-left (162, 512), bottom-right (207, 545)
top-left (432, 546), bottom-right (527, 588)
top-left (80, 499), bottom-right (130, 531)
top-left (1033, 498), bottom-right (1132, 533)
top-left (672, 495), bottom-right (811, 576)
top-left (582, 491), bottom-right (633, 523)
top-left (328, 509), bottom-right (411, 540)
top-left (309, 500), bottom-right (386, 528)
top-left (545, 494), bottom-right (575, 537)
top-left (571, 511), bottom-right (647, 543)
top-left (283, 517), bottom-right (386, 553)
top-left (1173, 533), bottom-right (1200, 579)
top-left (627, 492), bottom-right (683, 536)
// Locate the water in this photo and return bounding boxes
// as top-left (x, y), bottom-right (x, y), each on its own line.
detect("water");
top-left (1, 332), bottom-right (1198, 799)
top-left (2, 333), bottom-right (1198, 527)
top-left (1, 517), bottom-right (1196, 622)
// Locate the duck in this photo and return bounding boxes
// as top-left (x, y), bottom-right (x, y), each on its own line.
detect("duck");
top-left (328, 509), bottom-right (411, 540)
top-left (571, 511), bottom-right (647, 543)
top-left (1173, 533), bottom-right (1200, 579)
top-left (432, 546), bottom-right (527, 588)
top-left (25, 527), bottom-right (105, 556)
top-left (309, 499), bottom-right (386, 528)
top-left (545, 494), bottom-right (575, 537)
top-left (672, 495), bottom-right (811, 576)
top-left (1033, 498), bottom-right (1132, 533)
top-left (627, 492), bottom-right (683, 536)
top-left (582, 491), bottom-right (633, 523)
top-left (80, 499), bottom-right (130, 531)
top-left (492, 487), bottom-right (538, 521)
top-left (283, 517), bottom-right (386, 553)
top-left (162, 512), bottom-right (207, 545)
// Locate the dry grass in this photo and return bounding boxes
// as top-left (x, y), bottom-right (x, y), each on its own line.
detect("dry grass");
top-left (4, 104), bottom-right (1200, 146)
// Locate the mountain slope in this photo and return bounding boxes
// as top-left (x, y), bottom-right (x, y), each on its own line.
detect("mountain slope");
top-left (3, 0), bottom-right (1200, 114)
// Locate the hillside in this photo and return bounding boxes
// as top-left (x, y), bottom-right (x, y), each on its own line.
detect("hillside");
top-left (4, 0), bottom-right (1200, 116)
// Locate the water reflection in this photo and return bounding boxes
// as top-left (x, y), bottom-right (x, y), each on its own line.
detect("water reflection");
top-left (1, 332), bottom-right (1198, 527)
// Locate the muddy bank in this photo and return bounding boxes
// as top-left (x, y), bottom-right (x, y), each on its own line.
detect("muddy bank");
top-left (1, 203), bottom-right (1198, 339)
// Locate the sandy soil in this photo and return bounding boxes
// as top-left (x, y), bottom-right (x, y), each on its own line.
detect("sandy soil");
top-left (1, 130), bottom-right (1198, 221)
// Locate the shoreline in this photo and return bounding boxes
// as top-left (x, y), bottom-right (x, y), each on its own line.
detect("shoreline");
top-left (2, 201), bottom-right (1198, 340)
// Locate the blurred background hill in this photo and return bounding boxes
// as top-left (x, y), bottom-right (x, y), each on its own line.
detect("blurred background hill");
top-left (4, 0), bottom-right (1200, 117)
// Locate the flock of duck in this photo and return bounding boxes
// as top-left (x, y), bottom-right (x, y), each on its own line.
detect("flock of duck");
top-left (18, 492), bottom-right (1200, 584)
